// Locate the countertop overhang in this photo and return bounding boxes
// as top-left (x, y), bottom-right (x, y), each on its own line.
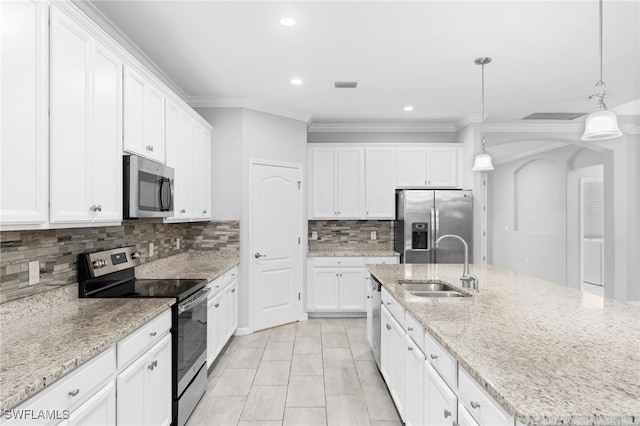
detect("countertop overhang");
top-left (368, 263), bottom-right (640, 426)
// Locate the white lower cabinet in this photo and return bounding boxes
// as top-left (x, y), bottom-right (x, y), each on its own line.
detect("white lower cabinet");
top-left (207, 267), bottom-right (239, 368)
top-left (404, 334), bottom-right (425, 426)
top-left (458, 403), bottom-right (480, 426)
top-left (425, 361), bottom-right (457, 426)
top-left (380, 305), bottom-right (406, 421)
top-left (62, 381), bottom-right (115, 426)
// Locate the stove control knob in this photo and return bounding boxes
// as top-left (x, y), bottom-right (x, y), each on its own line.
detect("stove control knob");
top-left (92, 259), bottom-right (107, 268)
top-left (131, 252), bottom-right (141, 259)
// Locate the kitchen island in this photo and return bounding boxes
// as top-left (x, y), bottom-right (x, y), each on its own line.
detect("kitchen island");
top-left (368, 263), bottom-right (640, 426)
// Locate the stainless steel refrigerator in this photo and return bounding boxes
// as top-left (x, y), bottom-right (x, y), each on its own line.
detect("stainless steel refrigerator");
top-left (394, 189), bottom-right (473, 264)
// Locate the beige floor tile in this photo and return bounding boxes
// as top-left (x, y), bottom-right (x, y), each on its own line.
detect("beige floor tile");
top-left (324, 367), bottom-right (362, 396)
top-left (342, 318), bottom-right (367, 329)
top-left (361, 385), bottom-right (400, 421)
top-left (290, 353), bottom-right (323, 376)
top-left (237, 330), bottom-right (272, 348)
top-left (322, 330), bottom-right (349, 348)
top-left (211, 368), bottom-right (257, 396)
top-left (286, 376), bottom-right (325, 407)
top-left (293, 336), bottom-right (322, 354)
top-left (323, 347), bottom-right (355, 369)
top-left (254, 360), bottom-right (291, 386)
top-left (370, 420), bottom-right (402, 426)
top-left (318, 318), bottom-right (345, 332)
top-left (262, 341), bottom-right (294, 361)
top-left (187, 395), bottom-right (246, 426)
top-left (326, 395), bottom-right (371, 426)
top-left (270, 326), bottom-right (297, 343)
top-left (296, 320), bottom-right (322, 337)
top-left (240, 386), bottom-right (288, 421)
top-left (346, 327), bottom-right (368, 344)
top-left (355, 360), bottom-right (385, 387)
top-left (283, 407), bottom-right (327, 426)
top-left (238, 422), bottom-right (282, 426)
top-left (228, 346), bottom-right (265, 369)
top-left (349, 342), bottom-right (375, 361)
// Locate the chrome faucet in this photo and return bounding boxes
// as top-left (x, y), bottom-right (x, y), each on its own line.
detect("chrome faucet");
top-left (435, 234), bottom-right (479, 292)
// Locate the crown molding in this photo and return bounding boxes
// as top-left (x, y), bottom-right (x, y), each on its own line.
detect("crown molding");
top-left (453, 114), bottom-right (482, 131)
top-left (188, 96), bottom-right (312, 123)
top-left (490, 142), bottom-right (568, 166)
top-left (308, 123), bottom-right (456, 133)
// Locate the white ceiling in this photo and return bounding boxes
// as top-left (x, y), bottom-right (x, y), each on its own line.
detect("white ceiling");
top-left (84, 0), bottom-right (640, 126)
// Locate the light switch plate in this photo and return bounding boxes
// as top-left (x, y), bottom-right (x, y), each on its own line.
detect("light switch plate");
top-left (175, 238), bottom-right (181, 250)
top-left (29, 261), bottom-right (39, 285)
top-left (149, 242), bottom-right (154, 257)
top-left (371, 231), bottom-right (377, 240)
top-left (311, 231), bottom-right (318, 240)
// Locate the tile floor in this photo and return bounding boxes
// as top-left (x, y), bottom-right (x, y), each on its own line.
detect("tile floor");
top-left (187, 318), bottom-right (402, 426)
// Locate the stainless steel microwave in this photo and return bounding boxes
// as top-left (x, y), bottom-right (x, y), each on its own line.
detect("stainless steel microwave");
top-left (123, 155), bottom-right (174, 218)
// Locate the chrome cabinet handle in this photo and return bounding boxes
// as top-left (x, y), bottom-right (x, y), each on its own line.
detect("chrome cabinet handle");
top-left (254, 252), bottom-right (266, 259)
top-left (214, 303), bottom-right (220, 308)
top-left (68, 389), bottom-right (80, 397)
top-left (430, 354), bottom-right (438, 359)
top-left (444, 409), bottom-right (451, 418)
top-left (89, 205), bottom-right (96, 212)
top-left (232, 289), bottom-right (236, 293)
top-left (386, 302), bottom-right (391, 305)
top-left (407, 346), bottom-right (413, 351)
top-left (150, 331), bottom-right (157, 337)
top-left (96, 205), bottom-right (102, 212)
top-left (386, 324), bottom-right (391, 330)
top-left (470, 401), bottom-right (481, 409)
top-left (407, 327), bottom-right (414, 331)
top-left (180, 209), bottom-right (186, 214)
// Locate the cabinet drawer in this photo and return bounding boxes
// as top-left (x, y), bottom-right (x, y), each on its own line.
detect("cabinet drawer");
top-left (207, 275), bottom-right (225, 297)
top-left (312, 257), bottom-right (365, 267)
top-left (5, 347), bottom-right (116, 426)
top-left (381, 287), bottom-right (404, 328)
top-left (423, 329), bottom-right (457, 389)
top-left (458, 367), bottom-right (514, 426)
top-left (404, 311), bottom-right (424, 352)
top-left (117, 310), bottom-right (171, 370)
top-left (365, 257), bottom-right (399, 265)
top-left (224, 266), bottom-right (238, 285)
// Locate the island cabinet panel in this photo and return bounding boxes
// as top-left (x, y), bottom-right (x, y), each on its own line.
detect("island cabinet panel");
top-left (424, 360), bottom-right (457, 426)
top-left (404, 334), bottom-right (425, 426)
top-left (63, 381), bottom-right (115, 426)
top-left (458, 367), bottom-right (514, 426)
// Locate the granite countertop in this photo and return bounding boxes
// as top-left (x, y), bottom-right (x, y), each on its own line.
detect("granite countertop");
top-left (135, 250), bottom-right (239, 282)
top-left (368, 263), bottom-right (640, 426)
top-left (308, 243), bottom-right (400, 258)
top-left (0, 285), bottom-right (174, 411)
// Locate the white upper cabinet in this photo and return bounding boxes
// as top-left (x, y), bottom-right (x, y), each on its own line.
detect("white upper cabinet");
top-left (309, 147), bottom-right (364, 219)
top-left (365, 147), bottom-right (396, 219)
top-left (396, 147), bottom-right (428, 187)
top-left (123, 65), bottom-right (165, 163)
top-left (426, 146), bottom-right (461, 188)
top-left (50, 6), bottom-right (122, 225)
top-left (192, 121), bottom-right (211, 220)
top-left (0, 0), bottom-right (49, 227)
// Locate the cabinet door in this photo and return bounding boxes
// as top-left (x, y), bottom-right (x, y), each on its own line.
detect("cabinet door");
top-left (404, 334), bottom-right (425, 426)
top-left (50, 7), bottom-right (93, 223)
top-left (336, 147), bottom-right (364, 218)
top-left (0, 0), bottom-right (48, 226)
top-left (91, 41), bottom-right (122, 222)
top-left (177, 111), bottom-right (194, 219)
top-left (390, 313), bottom-right (406, 421)
top-left (380, 305), bottom-right (393, 384)
top-left (457, 403), bottom-right (479, 426)
top-left (396, 147), bottom-right (427, 187)
top-left (365, 277), bottom-right (373, 346)
top-left (425, 361), bottom-right (457, 426)
top-left (310, 147), bottom-right (337, 218)
top-left (365, 147), bottom-right (396, 219)
top-left (426, 147), bottom-right (460, 188)
top-left (117, 349), bottom-right (146, 426)
top-left (123, 65), bottom-right (146, 157)
top-left (226, 280), bottom-right (238, 341)
top-left (208, 290), bottom-right (225, 362)
top-left (310, 267), bottom-right (340, 311)
top-left (198, 125), bottom-right (211, 219)
top-left (144, 334), bottom-right (172, 426)
top-left (66, 381), bottom-right (116, 426)
top-left (338, 267), bottom-right (366, 311)
top-left (191, 121), bottom-right (204, 219)
top-left (145, 84), bottom-right (165, 162)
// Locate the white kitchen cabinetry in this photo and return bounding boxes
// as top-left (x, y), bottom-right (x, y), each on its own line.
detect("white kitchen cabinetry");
top-left (365, 147), bottom-right (396, 219)
top-left (207, 267), bottom-right (239, 368)
top-left (123, 65), bottom-right (165, 163)
top-left (192, 121), bottom-right (211, 220)
top-left (424, 361), bottom-right (457, 426)
top-left (426, 146), bottom-right (461, 188)
top-left (404, 334), bottom-right (425, 426)
top-left (0, 0), bottom-right (48, 228)
top-left (396, 147), bottom-right (428, 187)
top-left (50, 6), bottom-right (122, 225)
top-left (380, 304), bottom-right (406, 421)
top-left (458, 403), bottom-right (480, 426)
top-left (307, 258), bottom-right (368, 313)
top-left (309, 147), bottom-right (364, 219)
top-left (458, 367), bottom-right (514, 426)
top-left (63, 381), bottom-right (116, 426)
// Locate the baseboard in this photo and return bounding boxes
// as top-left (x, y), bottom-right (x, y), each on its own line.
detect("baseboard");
top-left (307, 312), bottom-right (367, 318)
top-left (233, 327), bottom-right (252, 336)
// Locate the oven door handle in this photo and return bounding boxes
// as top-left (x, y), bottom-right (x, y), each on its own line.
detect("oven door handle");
top-left (178, 287), bottom-right (210, 314)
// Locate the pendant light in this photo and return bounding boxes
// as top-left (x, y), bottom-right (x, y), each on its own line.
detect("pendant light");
top-left (582, 0), bottom-right (622, 141)
top-left (472, 57), bottom-right (494, 172)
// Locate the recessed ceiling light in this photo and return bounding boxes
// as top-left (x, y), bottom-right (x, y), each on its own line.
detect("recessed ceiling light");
top-left (404, 105), bottom-right (414, 112)
top-left (280, 18), bottom-right (296, 26)
top-left (291, 78), bottom-right (303, 85)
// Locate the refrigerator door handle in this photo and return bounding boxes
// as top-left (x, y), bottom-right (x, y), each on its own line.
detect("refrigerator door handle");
top-left (430, 207), bottom-right (436, 253)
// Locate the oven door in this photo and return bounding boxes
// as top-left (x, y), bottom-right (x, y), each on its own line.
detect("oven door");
top-left (176, 288), bottom-right (209, 396)
top-left (124, 155), bottom-right (174, 218)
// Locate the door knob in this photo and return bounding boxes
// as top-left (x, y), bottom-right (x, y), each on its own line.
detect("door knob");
top-left (254, 252), bottom-right (266, 259)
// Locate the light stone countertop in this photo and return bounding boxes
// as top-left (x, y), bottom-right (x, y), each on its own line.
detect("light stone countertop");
top-left (367, 263), bottom-right (640, 426)
top-left (308, 243), bottom-right (400, 258)
top-left (135, 250), bottom-right (239, 282)
top-left (0, 285), bottom-right (174, 411)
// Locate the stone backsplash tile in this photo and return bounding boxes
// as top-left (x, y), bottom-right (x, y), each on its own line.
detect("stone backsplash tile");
top-left (0, 220), bottom-right (239, 304)
top-left (308, 220), bottom-right (394, 250)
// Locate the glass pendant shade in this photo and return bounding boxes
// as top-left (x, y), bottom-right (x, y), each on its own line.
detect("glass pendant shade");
top-left (472, 152), bottom-right (494, 171)
top-left (582, 110), bottom-right (622, 141)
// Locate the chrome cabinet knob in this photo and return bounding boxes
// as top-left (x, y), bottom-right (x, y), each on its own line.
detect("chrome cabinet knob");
top-left (444, 409), bottom-right (451, 418)
top-left (430, 354), bottom-right (438, 360)
top-left (470, 401), bottom-right (481, 409)
top-left (254, 252), bottom-right (266, 259)
top-left (180, 209), bottom-right (186, 214)
top-left (203, 210), bottom-right (207, 214)
top-left (407, 327), bottom-right (414, 331)
top-left (68, 389), bottom-right (80, 397)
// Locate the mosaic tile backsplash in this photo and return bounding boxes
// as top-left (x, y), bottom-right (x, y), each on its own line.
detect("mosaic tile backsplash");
top-left (308, 220), bottom-right (394, 251)
top-left (0, 220), bottom-right (239, 303)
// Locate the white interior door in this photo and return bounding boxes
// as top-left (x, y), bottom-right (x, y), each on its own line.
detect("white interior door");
top-left (251, 161), bottom-right (303, 330)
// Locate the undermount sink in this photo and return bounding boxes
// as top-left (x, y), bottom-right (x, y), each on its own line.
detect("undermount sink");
top-left (399, 281), bottom-right (470, 298)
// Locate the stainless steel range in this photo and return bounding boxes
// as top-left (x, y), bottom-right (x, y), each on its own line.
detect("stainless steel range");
top-left (78, 246), bottom-right (208, 426)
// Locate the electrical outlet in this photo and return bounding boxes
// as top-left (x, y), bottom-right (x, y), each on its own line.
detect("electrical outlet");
top-left (371, 231), bottom-right (377, 240)
top-left (311, 231), bottom-right (318, 240)
top-left (175, 238), bottom-right (181, 250)
top-left (149, 242), bottom-right (154, 257)
top-left (28, 261), bottom-right (39, 285)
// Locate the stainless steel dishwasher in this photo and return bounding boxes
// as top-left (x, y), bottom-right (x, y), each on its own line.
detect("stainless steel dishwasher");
top-left (369, 274), bottom-right (382, 369)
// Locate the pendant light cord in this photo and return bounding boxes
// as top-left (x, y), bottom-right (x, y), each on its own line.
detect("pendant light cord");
top-left (599, 0), bottom-right (603, 83)
top-left (481, 61), bottom-right (486, 152)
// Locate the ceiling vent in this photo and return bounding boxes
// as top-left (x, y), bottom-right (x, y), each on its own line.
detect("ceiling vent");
top-left (522, 112), bottom-right (587, 120)
top-left (334, 81), bottom-right (359, 89)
